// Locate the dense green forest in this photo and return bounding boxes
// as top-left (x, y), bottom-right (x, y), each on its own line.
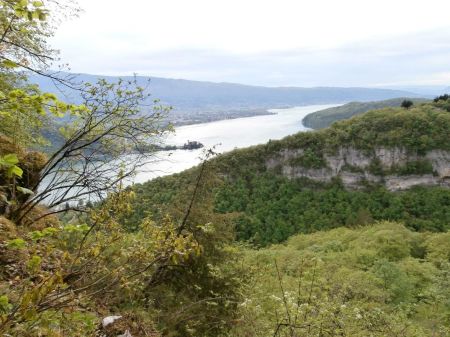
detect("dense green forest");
top-left (302, 98), bottom-right (428, 129)
top-left (232, 222), bottom-right (450, 337)
top-left (130, 171), bottom-right (450, 246)
top-left (121, 101), bottom-right (450, 335)
top-left (0, 1), bottom-right (449, 336)
top-left (129, 101), bottom-right (450, 245)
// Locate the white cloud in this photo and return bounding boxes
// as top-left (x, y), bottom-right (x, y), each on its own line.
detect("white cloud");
top-left (50, 0), bottom-right (450, 86)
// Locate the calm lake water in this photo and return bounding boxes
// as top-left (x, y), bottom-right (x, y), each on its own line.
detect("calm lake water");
top-left (132, 104), bottom-right (337, 183)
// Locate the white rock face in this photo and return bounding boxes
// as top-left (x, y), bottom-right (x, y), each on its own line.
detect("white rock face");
top-left (338, 147), bottom-right (372, 168)
top-left (427, 150), bottom-right (450, 178)
top-left (281, 166), bottom-right (332, 182)
top-left (384, 175), bottom-right (444, 191)
top-left (100, 315), bottom-right (134, 337)
top-left (266, 147), bottom-right (450, 191)
top-left (102, 315), bottom-right (123, 328)
top-left (266, 149), bottom-right (304, 169)
top-left (375, 147), bottom-right (410, 167)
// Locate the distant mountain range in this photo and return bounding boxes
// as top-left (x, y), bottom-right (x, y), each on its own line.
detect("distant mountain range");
top-left (30, 72), bottom-right (426, 124)
top-left (382, 85), bottom-right (450, 96)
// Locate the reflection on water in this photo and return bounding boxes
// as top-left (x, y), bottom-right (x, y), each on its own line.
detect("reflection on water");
top-left (132, 104), bottom-right (338, 183)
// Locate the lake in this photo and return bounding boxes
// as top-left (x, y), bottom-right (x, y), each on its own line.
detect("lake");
top-left (132, 104), bottom-right (338, 183)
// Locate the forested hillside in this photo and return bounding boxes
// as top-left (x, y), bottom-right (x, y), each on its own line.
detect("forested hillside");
top-left (122, 102), bottom-right (450, 335)
top-left (129, 101), bottom-right (450, 245)
top-left (302, 97), bottom-right (428, 129)
top-left (0, 1), bottom-right (449, 336)
top-left (231, 222), bottom-right (450, 337)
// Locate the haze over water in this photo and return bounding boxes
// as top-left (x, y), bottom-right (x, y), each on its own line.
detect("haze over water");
top-left (133, 104), bottom-right (338, 183)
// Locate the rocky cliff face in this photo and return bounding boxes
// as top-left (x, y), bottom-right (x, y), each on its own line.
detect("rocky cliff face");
top-left (266, 147), bottom-right (450, 191)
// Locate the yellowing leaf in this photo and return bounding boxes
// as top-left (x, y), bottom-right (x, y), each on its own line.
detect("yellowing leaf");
top-left (8, 165), bottom-right (23, 178)
top-left (2, 153), bottom-right (19, 165)
top-left (1, 60), bottom-right (18, 69)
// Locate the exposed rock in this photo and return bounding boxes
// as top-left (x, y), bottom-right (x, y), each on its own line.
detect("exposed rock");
top-left (281, 165), bottom-right (332, 183)
top-left (99, 313), bottom-right (158, 337)
top-left (99, 315), bottom-right (133, 337)
top-left (334, 147), bottom-right (372, 169)
top-left (266, 148), bottom-right (304, 169)
top-left (375, 147), bottom-right (410, 167)
top-left (384, 175), bottom-right (448, 191)
top-left (266, 147), bottom-right (450, 191)
top-left (427, 150), bottom-right (450, 178)
top-left (339, 172), bottom-right (382, 188)
top-left (102, 316), bottom-right (123, 328)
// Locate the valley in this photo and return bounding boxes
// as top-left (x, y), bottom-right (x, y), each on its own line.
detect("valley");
top-left (130, 104), bottom-right (335, 182)
top-left (1, 1), bottom-right (449, 335)
top-left (30, 73), bottom-right (423, 126)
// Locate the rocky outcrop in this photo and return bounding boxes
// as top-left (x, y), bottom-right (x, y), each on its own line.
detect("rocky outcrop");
top-left (427, 150), bottom-right (450, 178)
top-left (266, 147), bottom-right (450, 191)
top-left (98, 314), bottom-right (159, 337)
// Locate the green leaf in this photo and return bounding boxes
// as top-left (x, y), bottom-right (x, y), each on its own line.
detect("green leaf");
top-left (42, 227), bottom-right (59, 236)
top-left (63, 224), bottom-right (90, 233)
top-left (0, 111), bottom-right (12, 117)
top-left (0, 295), bottom-right (12, 314)
top-left (27, 255), bottom-right (42, 272)
top-left (14, 8), bottom-right (26, 18)
top-left (2, 154), bottom-right (19, 165)
top-left (17, 186), bottom-right (34, 195)
top-left (8, 165), bottom-right (23, 178)
top-left (7, 238), bottom-right (26, 249)
top-left (32, 1), bottom-right (43, 7)
top-left (43, 92), bottom-right (57, 100)
top-left (30, 230), bottom-right (45, 241)
top-left (1, 60), bottom-right (18, 69)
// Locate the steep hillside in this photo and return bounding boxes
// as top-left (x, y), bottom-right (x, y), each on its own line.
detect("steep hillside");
top-left (302, 97), bottom-right (428, 129)
top-left (128, 101), bottom-right (450, 245)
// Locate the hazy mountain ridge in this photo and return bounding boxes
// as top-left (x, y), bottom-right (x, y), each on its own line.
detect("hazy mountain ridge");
top-left (29, 72), bottom-right (424, 125)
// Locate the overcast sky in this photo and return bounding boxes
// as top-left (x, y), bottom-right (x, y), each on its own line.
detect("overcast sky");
top-left (51, 0), bottom-right (450, 87)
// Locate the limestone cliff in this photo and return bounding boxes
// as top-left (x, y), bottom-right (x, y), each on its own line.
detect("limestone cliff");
top-left (266, 147), bottom-right (450, 191)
